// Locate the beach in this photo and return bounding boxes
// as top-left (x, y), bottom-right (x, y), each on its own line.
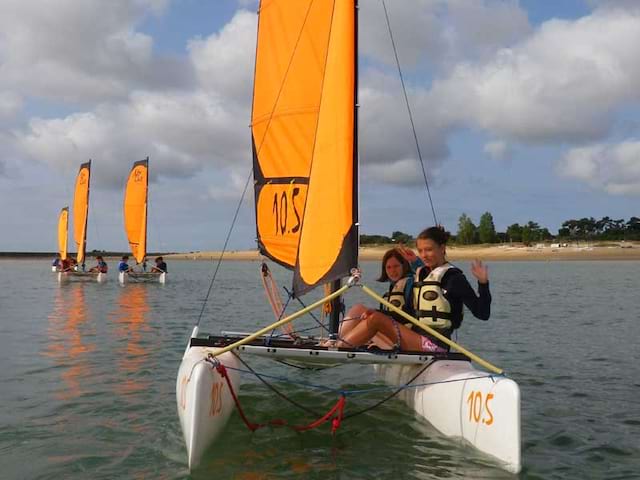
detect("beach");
top-left (165, 243), bottom-right (640, 262)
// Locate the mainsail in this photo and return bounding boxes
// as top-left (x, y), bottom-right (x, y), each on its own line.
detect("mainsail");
top-left (73, 161), bottom-right (91, 266)
top-left (251, 0), bottom-right (358, 296)
top-left (123, 158), bottom-right (149, 264)
top-left (58, 207), bottom-right (69, 260)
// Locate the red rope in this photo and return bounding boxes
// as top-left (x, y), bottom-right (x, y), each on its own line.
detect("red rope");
top-left (216, 363), bottom-right (346, 434)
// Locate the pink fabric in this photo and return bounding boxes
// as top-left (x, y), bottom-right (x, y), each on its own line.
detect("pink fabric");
top-left (420, 336), bottom-right (447, 353)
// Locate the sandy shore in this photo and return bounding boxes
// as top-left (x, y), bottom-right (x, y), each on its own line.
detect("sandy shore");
top-left (166, 243), bottom-right (640, 262)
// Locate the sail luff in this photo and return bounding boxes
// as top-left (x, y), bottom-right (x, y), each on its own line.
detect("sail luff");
top-left (123, 158), bottom-right (149, 264)
top-left (58, 207), bottom-right (69, 260)
top-left (73, 161), bottom-right (91, 266)
top-left (293, 0), bottom-right (357, 295)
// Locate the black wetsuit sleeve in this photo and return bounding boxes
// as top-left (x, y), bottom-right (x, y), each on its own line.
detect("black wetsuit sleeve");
top-left (447, 272), bottom-right (491, 320)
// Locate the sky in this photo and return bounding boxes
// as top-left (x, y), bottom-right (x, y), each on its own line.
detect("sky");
top-left (0, 0), bottom-right (638, 252)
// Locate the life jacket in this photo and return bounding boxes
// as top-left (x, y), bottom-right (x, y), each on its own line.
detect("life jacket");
top-left (412, 264), bottom-right (455, 331)
top-left (379, 277), bottom-right (409, 319)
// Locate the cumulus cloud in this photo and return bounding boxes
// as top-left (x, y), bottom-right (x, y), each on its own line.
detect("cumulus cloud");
top-left (0, 0), bottom-right (190, 104)
top-left (11, 8), bottom-right (258, 188)
top-left (359, 0), bottom-right (530, 70)
top-left (558, 141), bottom-right (640, 194)
top-left (189, 10), bottom-right (257, 105)
top-left (431, 7), bottom-right (640, 143)
top-left (15, 89), bottom-right (248, 188)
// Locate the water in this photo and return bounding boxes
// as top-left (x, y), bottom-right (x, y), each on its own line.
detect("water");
top-left (1, 259), bottom-right (639, 479)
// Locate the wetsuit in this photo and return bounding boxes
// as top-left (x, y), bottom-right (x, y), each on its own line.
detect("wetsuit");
top-left (412, 266), bottom-right (491, 349)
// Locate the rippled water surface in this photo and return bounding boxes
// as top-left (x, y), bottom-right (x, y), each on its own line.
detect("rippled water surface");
top-left (1, 259), bottom-right (639, 479)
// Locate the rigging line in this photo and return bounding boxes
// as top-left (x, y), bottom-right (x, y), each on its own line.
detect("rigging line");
top-left (196, 169), bottom-right (253, 327)
top-left (343, 359), bottom-right (435, 419)
top-left (381, 0), bottom-right (438, 226)
top-left (232, 352), bottom-right (322, 417)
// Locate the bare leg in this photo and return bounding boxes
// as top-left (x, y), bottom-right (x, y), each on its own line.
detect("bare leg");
top-left (340, 304), bottom-right (368, 337)
top-left (340, 304), bottom-right (393, 348)
top-left (338, 311), bottom-right (424, 351)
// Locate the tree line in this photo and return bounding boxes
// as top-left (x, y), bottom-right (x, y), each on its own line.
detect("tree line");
top-left (360, 214), bottom-right (640, 246)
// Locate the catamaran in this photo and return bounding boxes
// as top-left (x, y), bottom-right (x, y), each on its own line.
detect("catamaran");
top-left (177, 1), bottom-right (520, 474)
top-left (58, 161), bottom-right (106, 283)
top-left (119, 158), bottom-right (165, 284)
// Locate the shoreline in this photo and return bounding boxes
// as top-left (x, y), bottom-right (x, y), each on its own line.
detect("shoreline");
top-left (164, 243), bottom-right (640, 262)
top-left (3, 243), bottom-right (639, 262)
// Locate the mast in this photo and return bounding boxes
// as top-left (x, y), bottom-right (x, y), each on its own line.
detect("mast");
top-left (82, 160), bottom-right (91, 271)
top-left (143, 157), bottom-right (149, 270)
top-left (329, 0), bottom-right (359, 338)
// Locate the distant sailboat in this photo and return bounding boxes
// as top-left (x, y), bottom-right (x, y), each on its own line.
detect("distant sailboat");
top-left (54, 207), bottom-right (69, 272)
top-left (120, 158), bottom-right (165, 284)
top-left (58, 161), bottom-right (106, 282)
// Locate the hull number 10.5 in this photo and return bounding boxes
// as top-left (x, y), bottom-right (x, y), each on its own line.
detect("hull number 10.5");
top-left (466, 390), bottom-right (494, 425)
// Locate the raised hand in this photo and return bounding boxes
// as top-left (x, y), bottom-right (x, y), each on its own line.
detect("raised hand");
top-left (396, 244), bottom-right (418, 263)
top-left (471, 259), bottom-right (489, 284)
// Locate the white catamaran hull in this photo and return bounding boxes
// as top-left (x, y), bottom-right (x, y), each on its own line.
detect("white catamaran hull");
top-left (376, 361), bottom-right (521, 473)
top-left (118, 271), bottom-right (166, 284)
top-left (57, 271), bottom-right (106, 283)
top-left (177, 335), bottom-right (520, 474)
top-left (177, 345), bottom-right (240, 470)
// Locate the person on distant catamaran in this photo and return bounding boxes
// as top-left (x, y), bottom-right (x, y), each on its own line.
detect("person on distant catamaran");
top-left (89, 256), bottom-right (108, 273)
top-left (118, 255), bottom-right (133, 273)
top-left (151, 256), bottom-right (167, 273)
top-left (60, 258), bottom-right (72, 272)
top-left (52, 255), bottom-right (61, 270)
top-left (326, 226), bottom-right (491, 352)
top-left (340, 248), bottom-right (417, 349)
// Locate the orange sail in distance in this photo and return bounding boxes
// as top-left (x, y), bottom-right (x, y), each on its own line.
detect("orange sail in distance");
top-left (58, 207), bottom-right (69, 260)
top-left (251, 0), bottom-right (358, 296)
top-left (123, 158), bottom-right (148, 264)
top-left (73, 161), bottom-right (91, 266)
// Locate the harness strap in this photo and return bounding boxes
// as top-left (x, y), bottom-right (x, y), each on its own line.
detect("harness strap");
top-left (416, 308), bottom-right (453, 320)
top-left (413, 280), bottom-right (442, 288)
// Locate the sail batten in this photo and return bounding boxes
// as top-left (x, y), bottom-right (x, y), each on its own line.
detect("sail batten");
top-left (73, 161), bottom-right (91, 266)
top-left (252, 0), bottom-right (357, 296)
top-left (124, 158), bottom-right (149, 264)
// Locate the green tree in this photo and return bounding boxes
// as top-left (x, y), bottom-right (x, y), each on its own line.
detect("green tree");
top-left (391, 231), bottom-right (413, 244)
top-left (457, 213), bottom-right (477, 245)
top-left (478, 212), bottom-right (497, 244)
top-left (506, 223), bottom-right (523, 242)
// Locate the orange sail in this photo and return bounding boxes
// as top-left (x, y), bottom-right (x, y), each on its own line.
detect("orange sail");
top-left (58, 207), bottom-right (69, 260)
top-left (73, 161), bottom-right (91, 265)
top-left (251, 0), bottom-right (358, 295)
top-left (123, 158), bottom-right (148, 264)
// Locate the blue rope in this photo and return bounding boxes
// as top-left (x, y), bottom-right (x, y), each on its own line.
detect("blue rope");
top-left (223, 364), bottom-right (503, 397)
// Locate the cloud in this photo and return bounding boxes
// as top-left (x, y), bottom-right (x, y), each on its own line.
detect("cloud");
top-left (189, 10), bottom-right (257, 105)
top-left (0, 0), bottom-right (190, 104)
top-left (11, 9), bottom-right (259, 189)
top-left (0, 91), bottom-right (22, 122)
top-left (558, 141), bottom-right (640, 194)
top-left (14, 89), bottom-right (248, 188)
top-left (484, 140), bottom-right (513, 161)
top-left (359, 0), bottom-right (530, 70)
top-left (431, 7), bottom-right (640, 143)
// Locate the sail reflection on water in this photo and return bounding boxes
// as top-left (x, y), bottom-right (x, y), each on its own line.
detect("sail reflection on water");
top-left (44, 284), bottom-right (95, 401)
top-left (110, 284), bottom-right (151, 396)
